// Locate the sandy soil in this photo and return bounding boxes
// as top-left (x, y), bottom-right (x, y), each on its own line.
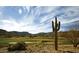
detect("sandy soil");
top-left (0, 44), bottom-right (79, 53)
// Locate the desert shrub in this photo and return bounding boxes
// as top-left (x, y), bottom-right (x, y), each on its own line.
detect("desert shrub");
top-left (8, 42), bottom-right (26, 51)
top-left (66, 29), bottom-right (79, 48)
top-left (8, 44), bottom-right (15, 51)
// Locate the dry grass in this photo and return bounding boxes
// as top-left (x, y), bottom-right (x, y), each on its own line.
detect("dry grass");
top-left (0, 37), bottom-right (79, 53)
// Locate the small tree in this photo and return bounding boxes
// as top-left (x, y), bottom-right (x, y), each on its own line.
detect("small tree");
top-left (67, 29), bottom-right (79, 52)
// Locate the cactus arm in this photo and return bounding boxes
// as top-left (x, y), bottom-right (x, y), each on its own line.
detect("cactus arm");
top-left (55, 16), bottom-right (57, 21)
top-left (57, 21), bottom-right (60, 31)
top-left (52, 21), bottom-right (55, 32)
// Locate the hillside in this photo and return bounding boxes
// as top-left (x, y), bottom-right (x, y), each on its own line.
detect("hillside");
top-left (0, 29), bottom-right (79, 38)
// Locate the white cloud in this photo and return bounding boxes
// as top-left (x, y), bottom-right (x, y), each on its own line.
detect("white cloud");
top-left (0, 18), bottom-right (21, 31)
top-left (22, 6), bottom-right (31, 13)
top-left (0, 6), bottom-right (79, 33)
top-left (0, 17), bottom-right (49, 34)
top-left (60, 17), bottom-right (79, 25)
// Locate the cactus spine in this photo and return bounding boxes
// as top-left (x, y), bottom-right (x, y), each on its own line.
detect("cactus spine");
top-left (52, 16), bottom-right (60, 50)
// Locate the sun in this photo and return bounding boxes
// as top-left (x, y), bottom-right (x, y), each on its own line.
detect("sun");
top-left (18, 8), bottom-right (22, 14)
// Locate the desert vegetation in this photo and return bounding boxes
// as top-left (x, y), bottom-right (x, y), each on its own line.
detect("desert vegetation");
top-left (0, 29), bottom-right (79, 53)
top-left (0, 17), bottom-right (79, 53)
top-left (52, 16), bottom-right (60, 50)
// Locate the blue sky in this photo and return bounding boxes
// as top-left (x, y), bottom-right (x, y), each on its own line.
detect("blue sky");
top-left (0, 6), bottom-right (79, 34)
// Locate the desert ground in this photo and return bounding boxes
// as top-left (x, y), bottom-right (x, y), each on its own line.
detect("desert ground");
top-left (0, 37), bottom-right (79, 53)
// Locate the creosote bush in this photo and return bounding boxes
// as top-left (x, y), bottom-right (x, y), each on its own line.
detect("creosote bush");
top-left (8, 42), bottom-right (26, 51)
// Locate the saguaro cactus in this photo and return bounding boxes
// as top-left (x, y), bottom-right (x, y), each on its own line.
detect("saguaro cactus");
top-left (52, 16), bottom-right (60, 50)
